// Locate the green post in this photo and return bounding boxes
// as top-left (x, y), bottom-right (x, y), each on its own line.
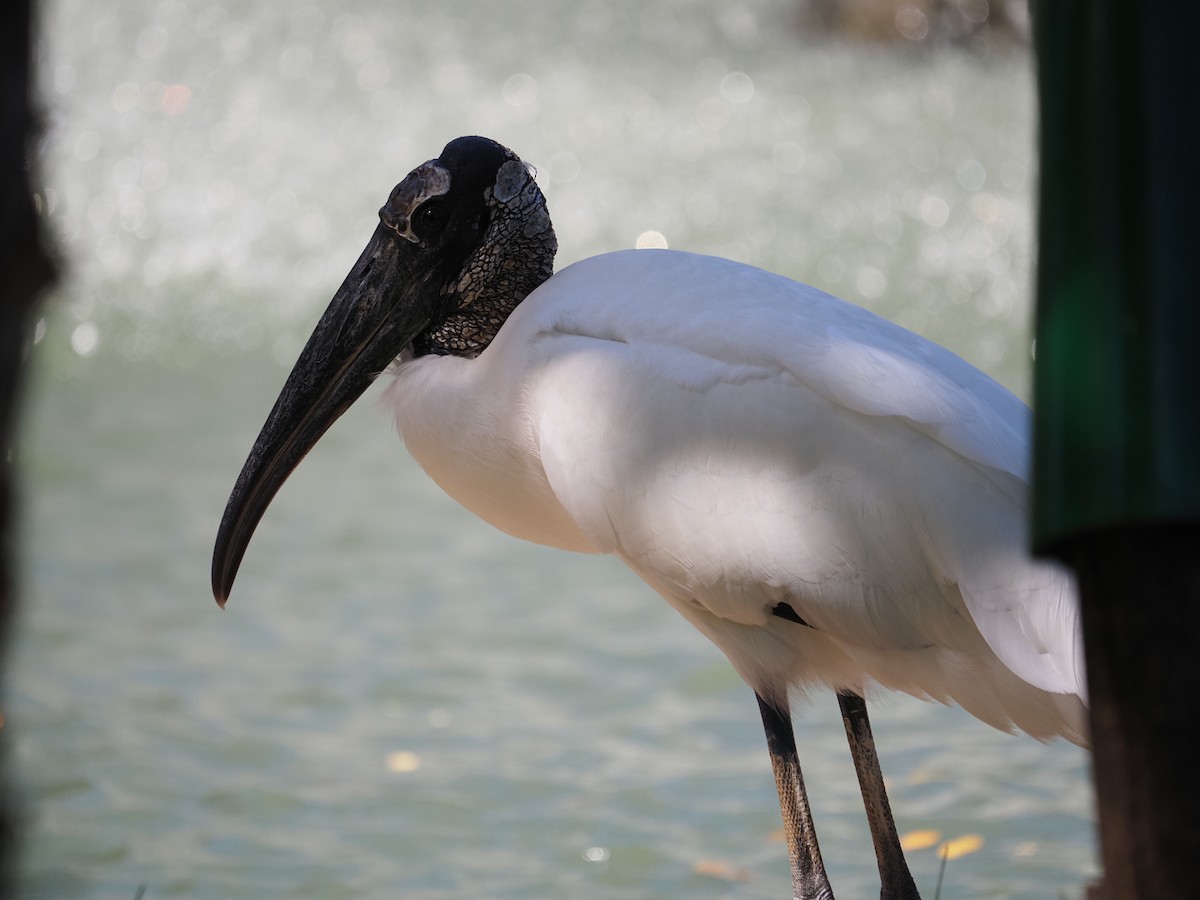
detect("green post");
top-left (1033, 3), bottom-right (1200, 898)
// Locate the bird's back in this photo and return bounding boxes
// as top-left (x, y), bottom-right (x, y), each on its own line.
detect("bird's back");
top-left (392, 249), bottom-right (1087, 745)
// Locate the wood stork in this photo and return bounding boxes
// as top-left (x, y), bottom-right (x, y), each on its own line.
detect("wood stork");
top-left (212, 136), bottom-right (1087, 900)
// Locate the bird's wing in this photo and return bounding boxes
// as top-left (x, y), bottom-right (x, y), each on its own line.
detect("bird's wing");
top-left (518, 250), bottom-right (1082, 699)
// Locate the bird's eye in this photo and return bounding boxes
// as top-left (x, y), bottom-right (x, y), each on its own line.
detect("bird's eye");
top-left (414, 201), bottom-right (448, 237)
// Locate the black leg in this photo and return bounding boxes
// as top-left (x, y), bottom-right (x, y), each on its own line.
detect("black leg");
top-left (836, 691), bottom-right (921, 900)
top-left (756, 691), bottom-right (836, 900)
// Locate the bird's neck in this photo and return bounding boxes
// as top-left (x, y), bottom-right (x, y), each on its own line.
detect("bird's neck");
top-left (417, 209), bottom-right (557, 358)
top-left (415, 283), bottom-right (534, 357)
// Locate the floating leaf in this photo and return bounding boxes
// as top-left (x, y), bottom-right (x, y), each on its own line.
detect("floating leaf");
top-left (901, 829), bottom-right (942, 851)
top-left (385, 750), bottom-right (422, 773)
top-left (692, 859), bottom-right (751, 882)
top-left (939, 834), bottom-right (984, 860)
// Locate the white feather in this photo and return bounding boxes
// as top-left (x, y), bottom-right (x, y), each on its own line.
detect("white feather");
top-left (386, 249), bottom-right (1086, 746)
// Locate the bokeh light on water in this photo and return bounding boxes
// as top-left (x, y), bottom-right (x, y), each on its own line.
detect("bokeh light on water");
top-left (13, 0), bottom-right (1094, 897)
top-left (35, 0), bottom-right (1036, 390)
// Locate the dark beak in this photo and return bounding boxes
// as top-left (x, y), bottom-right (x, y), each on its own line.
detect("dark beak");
top-left (211, 223), bottom-right (443, 607)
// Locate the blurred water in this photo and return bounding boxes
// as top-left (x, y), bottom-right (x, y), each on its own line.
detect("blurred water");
top-left (12, 0), bottom-right (1094, 897)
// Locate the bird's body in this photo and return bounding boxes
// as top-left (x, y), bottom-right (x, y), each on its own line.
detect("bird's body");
top-left (389, 247), bottom-right (1085, 741)
top-left (213, 137), bottom-right (1087, 899)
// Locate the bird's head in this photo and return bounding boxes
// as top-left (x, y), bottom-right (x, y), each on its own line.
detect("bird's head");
top-left (211, 136), bottom-right (556, 606)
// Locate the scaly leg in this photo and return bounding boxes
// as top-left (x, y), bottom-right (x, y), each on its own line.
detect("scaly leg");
top-left (836, 691), bottom-right (921, 900)
top-left (756, 691), bottom-right (836, 900)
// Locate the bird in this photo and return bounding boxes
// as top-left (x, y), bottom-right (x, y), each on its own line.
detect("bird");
top-left (212, 135), bottom-right (1087, 900)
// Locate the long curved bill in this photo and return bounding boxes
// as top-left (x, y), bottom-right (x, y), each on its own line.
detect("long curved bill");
top-left (211, 224), bottom-right (439, 607)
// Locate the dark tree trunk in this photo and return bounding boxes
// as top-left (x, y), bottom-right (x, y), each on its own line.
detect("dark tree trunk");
top-left (1033, 3), bottom-right (1200, 898)
top-left (0, 0), bottom-right (56, 888)
top-left (1064, 528), bottom-right (1200, 900)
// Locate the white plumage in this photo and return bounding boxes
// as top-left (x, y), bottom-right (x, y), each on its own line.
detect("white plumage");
top-left (388, 248), bottom-right (1085, 741)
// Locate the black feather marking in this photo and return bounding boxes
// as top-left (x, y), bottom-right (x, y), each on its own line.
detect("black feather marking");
top-left (772, 602), bottom-right (812, 628)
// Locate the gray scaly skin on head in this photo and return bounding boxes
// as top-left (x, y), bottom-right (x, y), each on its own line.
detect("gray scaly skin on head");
top-left (416, 156), bottom-right (557, 357)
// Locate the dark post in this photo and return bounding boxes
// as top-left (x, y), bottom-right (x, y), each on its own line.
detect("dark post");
top-left (1032, 4), bottom-right (1200, 899)
top-left (1, 0), bottom-right (56, 889)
